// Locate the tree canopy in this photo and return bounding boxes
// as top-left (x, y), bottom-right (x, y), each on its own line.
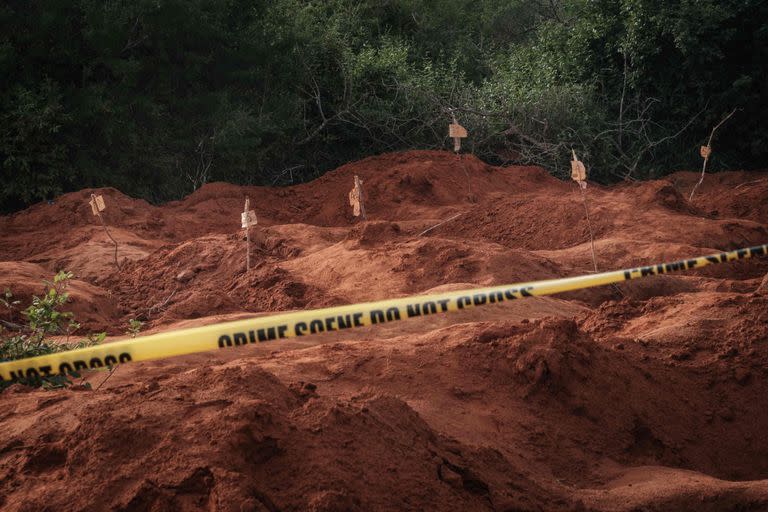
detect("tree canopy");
top-left (2, 0), bottom-right (765, 211)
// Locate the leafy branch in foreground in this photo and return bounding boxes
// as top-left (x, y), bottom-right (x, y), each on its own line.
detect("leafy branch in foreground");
top-left (0, 271), bottom-right (106, 389)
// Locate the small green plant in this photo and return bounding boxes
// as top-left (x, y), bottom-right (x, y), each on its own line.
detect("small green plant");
top-left (0, 271), bottom-right (106, 389)
top-left (1, 288), bottom-right (20, 309)
top-left (1, 288), bottom-right (21, 328)
top-left (126, 318), bottom-right (143, 338)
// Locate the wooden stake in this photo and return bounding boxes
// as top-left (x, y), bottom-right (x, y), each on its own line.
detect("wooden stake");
top-left (570, 152), bottom-right (598, 273)
top-left (579, 185), bottom-right (599, 273)
top-left (449, 118), bottom-right (468, 153)
top-left (356, 176), bottom-right (366, 220)
top-left (418, 212), bottom-right (463, 237)
top-left (245, 197), bottom-right (251, 271)
top-left (689, 108), bottom-right (737, 201)
top-left (241, 197), bottom-right (252, 271)
top-left (241, 197), bottom-right (258, 271)
top-left (449, 113), bottom-right (473, 201)
top-left (89, 194), bottom-right (121, 270)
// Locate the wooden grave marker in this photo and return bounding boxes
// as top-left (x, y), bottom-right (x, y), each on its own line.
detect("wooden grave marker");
top-left (242, 197), bottom-right (258, 271)
top-left (570, 150), bottom-right (598, 273)
top-left (570, 149), bottom-right (587, 188)
top-left (348, 175), bottom-right (366, 220)
top-left (449, 114), bottom-right (475, 201)
top-left (449, 122), bottom-right (468, 153)
top-left (88, 193), bottom-right (121, 269)
top-left (89, 194), bottom-right (106, 216)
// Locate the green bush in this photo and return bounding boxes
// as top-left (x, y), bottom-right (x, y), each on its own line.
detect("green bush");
top-left (0, 271), bottom-right (106, 389)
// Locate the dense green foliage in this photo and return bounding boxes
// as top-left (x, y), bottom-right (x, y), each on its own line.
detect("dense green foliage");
top-left (2, 0), bottom-right (765, 211)
top-left (1, 271), bottom-right (105, 388)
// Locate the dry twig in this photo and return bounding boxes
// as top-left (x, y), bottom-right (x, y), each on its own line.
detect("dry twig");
top-left (418, 213), bottom-right (464, 237)
top-left (689, 108), bottom-right (738, 201)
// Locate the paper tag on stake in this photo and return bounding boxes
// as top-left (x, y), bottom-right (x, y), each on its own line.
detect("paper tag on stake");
top-left (449, 123), bottom-right (468, 139)
top-left (241, 210), bottom-right (258, 229)
top-left (570, 150), bottom-right (587, 184)
top-left (349, 187), bottom-right (361, 217)
top-left (700, 145), bottom-right (712, 159)
top-left (571, 160), bottom-right (587, 182)
top-left (449, 123), bottom-right (468, 153)
top-left (349, 175), bottom-right (366, 218)
top-left (89, 194), bottom-right (106, 216)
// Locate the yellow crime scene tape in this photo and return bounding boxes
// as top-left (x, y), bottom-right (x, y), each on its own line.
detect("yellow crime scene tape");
top-left (1, 243), bottom-right (766, 382)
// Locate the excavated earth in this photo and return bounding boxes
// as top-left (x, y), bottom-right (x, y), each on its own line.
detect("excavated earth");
top-left (1, 150), bottom-right (767, 511)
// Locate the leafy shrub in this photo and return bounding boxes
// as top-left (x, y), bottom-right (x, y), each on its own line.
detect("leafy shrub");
top-left (1, 0), bottom-right (765, 211)
top-left (0, 271), bottom-right (106, 389)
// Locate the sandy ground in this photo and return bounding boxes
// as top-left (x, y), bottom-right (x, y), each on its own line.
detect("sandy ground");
top-left (1, 150), bottom-right (767, 511)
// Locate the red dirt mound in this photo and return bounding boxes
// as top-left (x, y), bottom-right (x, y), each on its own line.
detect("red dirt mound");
top-left (105, 232), bottom-right (339, 328)
top-left (0, 262), bottom-right (119, 333)
top-left (438, 177), bottom-right (767, 252)
top-left (1, 150), bottom-right (767, 511)
top-left (669, 170), bottom-right (768, 223)
top-left (0, 363), bottom-right (555, 511)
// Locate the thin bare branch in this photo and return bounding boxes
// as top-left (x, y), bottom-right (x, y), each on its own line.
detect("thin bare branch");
top-left (689, 108), bottom-right (738, 201)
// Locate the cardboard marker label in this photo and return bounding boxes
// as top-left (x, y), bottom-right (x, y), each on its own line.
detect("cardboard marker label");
top-left (571, 152), bottom-right (587, 183)
top-left (449, 123), bottom-right (468, 138)
top-left (349, 175), bottom-right (365, 218)
top-left (349, 189), bottom-right (362, 217)
top-left (89, 195), bottom-right (106, 216)
top-left (700, 145), bottom-right (712, 159)
top-left (241, 210), bottom-right (257, 228)
top-left (449, 123), bottom-right (468, 152)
